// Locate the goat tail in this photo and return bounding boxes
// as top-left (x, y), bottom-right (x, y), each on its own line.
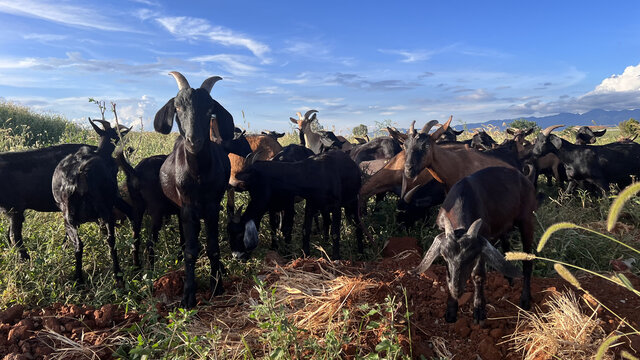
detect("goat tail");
top-left (356, 194), bottom-right (374, 243)
top-left (115, 147), bottom-right (137, 181)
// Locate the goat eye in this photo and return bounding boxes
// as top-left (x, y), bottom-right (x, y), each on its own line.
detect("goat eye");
top-left (176, 106), bottom-right (183, 112)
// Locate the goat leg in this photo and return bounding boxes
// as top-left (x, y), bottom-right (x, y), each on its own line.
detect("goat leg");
top-left (180, 206), bottom-right (201, 308)
top-left (148, 213), bottom-right (164, 269)
top-left (268, 210), bottom-right (279, 250)
top-left (499, 234), bottom-right (513, 286)
top-left (65, 220), bottom-right (84, 285)
top-left (302, 205), bottom-right (313, 257)
top-left (322, 210), bottom-right (331, 245)
top-left (106, 218), bottom-right (124, 287)
top-left (205, 205), bottom-right (224, 297)
top-left (345, 202), bottom-right (364, 254)
top-left (472, 258), bottom-right (487, 325)
top-left (330, 209), bottom-right (341, 259)
top-left (9, 211), bottom-right (29, 260)
top-left (282, 201), bottom-right (295, 245)
top-left (131, 210), bottom-right (144, 269)
top-left (520, 218), bottom-right (534, 310)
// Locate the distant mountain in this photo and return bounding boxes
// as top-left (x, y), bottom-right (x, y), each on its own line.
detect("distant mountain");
top-left (455, 108), bottom-right (640, 130)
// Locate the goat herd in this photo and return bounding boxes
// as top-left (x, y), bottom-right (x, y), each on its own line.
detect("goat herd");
top-left (1, 72), bottom-right (640, 325)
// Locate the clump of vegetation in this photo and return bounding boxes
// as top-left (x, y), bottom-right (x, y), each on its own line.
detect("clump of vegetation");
top-left (509, 291), bottom-right (611, 360)
top-left (619, 118), bottom-right (640, 138)
top-left (0, 101), bottom-right (78, 148)
top-left (509, 118), bottom-right (539, 132)
top-left (353, 124), bottom-right (369, 137)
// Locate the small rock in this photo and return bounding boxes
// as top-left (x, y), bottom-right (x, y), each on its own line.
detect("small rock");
top-left (15, 319), bottom-right (35, 331)
top-left (454, 318), bottom-right (471, 337)
top-left (7, 326), bottom-right (28, 343)
top-left (0, 305), bottom-right (24, 324)
top-left (458, 292), bottom-right (473, 306)
top-left (43, 317), bottom-right (62, 332)
top-left (478, 337), bottom-right (502, 360)
top-left (94, 304), bottom-right (116, 328)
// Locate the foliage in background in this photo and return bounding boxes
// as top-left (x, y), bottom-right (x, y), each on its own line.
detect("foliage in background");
top-left (619, 118), bottom-right (640, 138)
top-left (0, 101), bottom-right (78, 148)
top-left (353, 124), bottom-right (369, 137)
top-left (509, 118), bottom-right (539, 131)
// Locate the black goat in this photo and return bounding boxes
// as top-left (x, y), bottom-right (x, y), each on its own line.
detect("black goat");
top-left (575, 126), bottom-right (606, 145)
top-left (228, 144), bottom-right (317, 255)
top-left (232, 150), bottom-right (366, 259)
top-left (51, 119), bottom-right (131, 285)
top-left (261, 130), bottom-right (285, 141)
top-left (0, 126), bottom-right (119, 259)
top-left (415, 166), bottom-right (535, 324)
top-left (115, 151), bottom-right (181, 268)
top-left (348, 136), bottom-right (402, 164)
top-left (436, 126), bottom-right (464, 143)
top-left (154, 71), bottom-right (242, 308)
top-left (290, 110), bottom-right (345, 154)
top-left (533, 125), bottom-right (640, 193)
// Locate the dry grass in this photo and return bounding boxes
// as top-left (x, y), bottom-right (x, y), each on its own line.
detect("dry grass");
top-left (509, 291), bottom-right (613, 360)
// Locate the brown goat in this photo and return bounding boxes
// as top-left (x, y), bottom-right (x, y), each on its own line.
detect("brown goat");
top-left (403, 117), bottom-right (514, 196)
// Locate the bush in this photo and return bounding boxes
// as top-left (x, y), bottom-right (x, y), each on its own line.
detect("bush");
top-left (619, 118), bottom-right (639, 138)
top-left (0, 101), bottom-right (78, 147)
top-left (353, 124), bottom-right (368, 137)
top-left (509, 118), bottom-right (539, 131)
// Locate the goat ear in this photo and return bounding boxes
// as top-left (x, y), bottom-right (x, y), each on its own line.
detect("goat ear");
top-left (482, 238), bottom-right (522, 278)
top-left (290, 117), bottom-right (299, 125)
top-left (594, 128), bottom-right (606, 137)
top-left (524, 127), bottom-right (534, 136)
top-left (414, 233), bottom-right (444, 274)
top-left (506, 128), bottom-right (516, 136)
top-left (441, 215), bottom-right (454, 237)
top-left (118, 125), bottom-right (132, 137)
top-left (243, 220), bottom-right (259, 252)
top-left (550, 135), bottom-right (563, 149)
top-left (466, 218), bottom-right (483, 238)
top-left (154, 98), bottom-right (176, 134)
top-left (453, 129), bottom-right (464, 135)
top-left (88, 118), bottom-right (105, 136)
top-left (276, 132), bottom-right (285, 138)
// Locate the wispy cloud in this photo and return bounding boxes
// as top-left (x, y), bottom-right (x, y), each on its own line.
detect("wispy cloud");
top-left (378, 49), bottom-right (436, 63)
top-left (328, 72), bottom-right (421, 91)
top-left (190, 54), bottom-right (260, 76)
top-left (0, 0), bottom-right (134, 32)
top-left (156, 16), bottom-right (270, 61)
top-left (22, 33), bottom-right (67, 42)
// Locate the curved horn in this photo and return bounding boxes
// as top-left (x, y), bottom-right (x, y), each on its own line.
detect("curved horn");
top-left (541, 124), bottom-right (564, 136)
top-left (88, 118), bottom-right (103, 134)
top-left (420, 120), bottom-right (439, 134)
top-left (168, 71), bottom-right (190, 91)
top-left (430, 115), bottom-right (453, 139)
top-left (442, 215), bottom-right (454, 237)
top-left (296, 112), bottom-right (303, 120)
top-left (200, 76), bottom-right (223, 93)
top-left (414, 233), bottom-right (444, 274)
top-left (303, 109), bottom-right (318, 120)
top-left (408, 120), bottom-right (416, 136)
top-left (94, 119), bottom-right (112, 130)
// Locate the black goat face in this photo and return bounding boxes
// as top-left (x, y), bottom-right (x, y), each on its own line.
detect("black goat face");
top-left (414, 218), bottom-right (521, 299)
top-left (575, 126), bottom-right (606, 145)
top-left (532, 133), bottom-right (562, 157)
top-left (470, 131), bottom-right (497, 150)
top-left (403, 133), bottom-right (431, 179)
top-left (88, 118), bottom-right (131, 144)
top-left (227, 215), bottom-right (258, 260)
top-left (154, 72), bottom-right (235, 152)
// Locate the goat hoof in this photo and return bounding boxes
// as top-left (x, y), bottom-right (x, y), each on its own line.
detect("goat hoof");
top-left (181, 293), bottom-right (197, 309)
top-left (445, 310), bottom-right (457, 323)
top-left (520, 296), bottom-right (532, 310)
top-left (473, 308), bottom-right (486, 325)
top-left (19, 251), bottom-right (30, 261)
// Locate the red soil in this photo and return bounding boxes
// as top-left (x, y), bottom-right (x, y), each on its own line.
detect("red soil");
top-left (1, 240), bottom-right (639, 359)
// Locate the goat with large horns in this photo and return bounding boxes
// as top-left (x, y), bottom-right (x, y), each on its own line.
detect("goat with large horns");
top-left (154, 71), bottom-right (246, 308)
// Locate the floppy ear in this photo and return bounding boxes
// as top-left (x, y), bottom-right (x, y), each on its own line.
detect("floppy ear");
top-left (209, 100), bottom-right (235, 141)
top-left (290, 117), bottom-right (299, 125)
top-left (414, 233), bottom-right (445, 273)
top-left (154, 98), bottom-right (176, 134)
top-left (482, 238), bottom-right (522, 278)
top-left (550, 134), bottom-right (563, 149)
top-left (524, 127), bottom-right (534, 136)
top-left (453, 129), bottom-right (464, 135)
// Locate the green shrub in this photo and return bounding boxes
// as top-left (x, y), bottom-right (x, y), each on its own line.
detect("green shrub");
top-left (0, 101), bottom-right (78, 147)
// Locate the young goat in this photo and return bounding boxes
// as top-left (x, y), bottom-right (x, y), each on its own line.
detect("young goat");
top-left (154, 72), bottom-right (241, 308)
top-left (415, 166), bottom-right (536, 324)
top-left (52, 119), bottom-right (131, 286)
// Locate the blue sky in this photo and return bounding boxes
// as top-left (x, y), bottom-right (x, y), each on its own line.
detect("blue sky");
top-left (1, 1), bottom-right (639, 134)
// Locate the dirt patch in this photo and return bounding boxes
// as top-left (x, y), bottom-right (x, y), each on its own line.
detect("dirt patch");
top-left (1, 255), bottom-right (639, 359)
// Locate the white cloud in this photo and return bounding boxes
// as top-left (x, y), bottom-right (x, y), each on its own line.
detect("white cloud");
top-left (156, 16), bottom-right (270, 61)
top-left (22, 33), bottom-right (67, 42)
top-left (190, 54), bottom-right (259, 76)
top-left (0, 0), bottom-right (134, 32)
top-left (592, 63), bottom-right (640, 93)
top-left (378, 49), bottom-right (435, 63)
